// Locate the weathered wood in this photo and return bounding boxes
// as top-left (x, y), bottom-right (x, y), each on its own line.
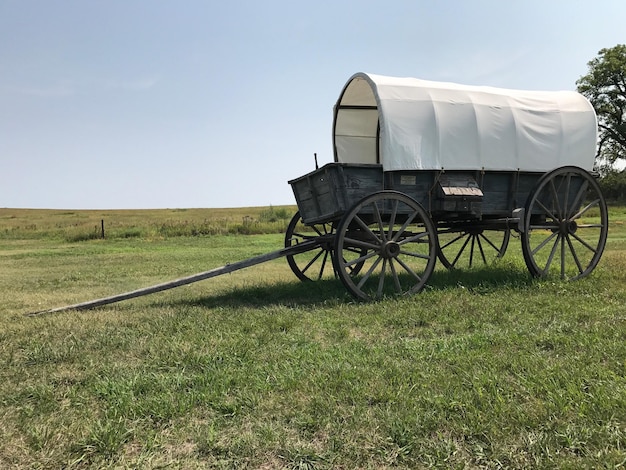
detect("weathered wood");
top-left (289, 163), bottom-right (384, 224)
top-left (27, 239), bottom-right (320, 316)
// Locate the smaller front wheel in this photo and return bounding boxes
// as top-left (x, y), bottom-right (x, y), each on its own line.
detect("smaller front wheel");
top-left (284, 212), bottom-right (335, 281)
top-left (333, 191), bottom-right (437, 300)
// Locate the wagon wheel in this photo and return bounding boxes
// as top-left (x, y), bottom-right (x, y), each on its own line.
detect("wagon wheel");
top-left (284, 211), bottom-right (336, 281)
top-left (333, 191), bottom-right (437, 300)
top-left (521, 166), bottom-right (608, 280)
top-left (285, 212), bottom-right (368, 281)
top-left (436, 226), bottom-right (510, 270)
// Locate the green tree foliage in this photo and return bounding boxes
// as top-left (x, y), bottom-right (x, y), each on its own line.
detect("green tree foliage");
top-left (598, 168), bottom-right (626, 203)
top-left (576, 44), bottom-right (626, 172)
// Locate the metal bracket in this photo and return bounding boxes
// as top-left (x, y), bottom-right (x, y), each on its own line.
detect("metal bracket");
top-left (512, 207), bottom-right (525, 233)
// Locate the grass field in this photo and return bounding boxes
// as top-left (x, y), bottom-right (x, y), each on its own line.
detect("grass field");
top-left (0, 206), bottom-right (625, 468)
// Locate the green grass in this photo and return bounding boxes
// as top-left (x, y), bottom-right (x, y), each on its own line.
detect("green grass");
top-left (0, 207), bottom-right (625, 468)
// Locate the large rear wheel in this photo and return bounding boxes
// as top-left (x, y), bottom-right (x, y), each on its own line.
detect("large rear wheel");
top-left (521, 166), bottom-right (608, 280)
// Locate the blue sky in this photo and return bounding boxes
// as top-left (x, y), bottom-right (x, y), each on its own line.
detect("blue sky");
top-left (1, 0), bottom-right (625, 209)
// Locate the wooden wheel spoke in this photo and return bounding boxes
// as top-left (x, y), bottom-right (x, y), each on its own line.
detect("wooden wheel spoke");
top-left (563, 173), bottom-right (572, 219)
top-left (565, 235), bottom-right (584, 275)
top-left (343, 236), bottom-right (379, 251)
top-left (561, 235), bottom-right (566, 279)
top-left (354, 214), bottom-right (381, 243)
top-left (398, 231), bottom-right (430, 245)
top-left (479, 232), bottom-right (502, 253)
top-left (535, 198), bottom-right (559, 222)
top-left (576, 223), bottom-right (604, 229)
top-left (300, 249), bottom-right (325, 274)
top-left (340, 255), bottom-right (361, 276)
top-left (391, 211), bottom-right (418, 242)
top-left (388, 259), bottom-right (402, 293)
top-left (469, 235), bottom-right (477, 267)
top-left (356, 256), bottom-right (382, 290)
top-left (541, 234), bottom-right (561, 275)
top-left (452, 234), bottom-right (473, 267)
top-left (549, 179), bottom-right (564, 219)
top-left (346, 263), bottom-right (358, 276)
top-left (398, 249), bottom-right (431, 260)
top-left (395, 256), bottom-right (422, 283)
top-left (569, 231), bottom-right (599, 254)
top-left (476, 235), bottom-right (487, 265)
top-left (311, 225), bottom-right (325, 237)
top-left (571, 199), bottom-right (600, 221)
top-left (377, 259), bottom-right (388, 297)
top-left (373, 202), bottom-right (387, 242)
top-left (317, 251), bottom-right (330, 280)
top-left (531, 231), bottom-right (558, 257)
top-left (388, 199), bottom-right (398, 238)
top-left (439, 232), bottom-right (466, 250)
top-left (343, 250), bottom-right (378, 267)
top-left (568, 180), bottom-right (589, 218)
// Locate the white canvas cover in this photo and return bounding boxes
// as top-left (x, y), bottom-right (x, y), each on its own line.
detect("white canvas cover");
top-left (333, 73), bottom-right (598, 172)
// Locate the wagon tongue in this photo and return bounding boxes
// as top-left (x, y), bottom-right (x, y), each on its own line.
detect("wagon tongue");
top-left (26, 239), bottom-right (321, 316)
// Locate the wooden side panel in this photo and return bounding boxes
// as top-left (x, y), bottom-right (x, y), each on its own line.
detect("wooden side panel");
top-left (289, 164), bottom-right (383, 224)
top-left (292, 165), bottom-right (548, 223)
top-left (385, 170), bottom-right (544, 216)
top-left (384, 171), bottom-right (434, 208)
top-left (482, 173), bottom-right (513, 213)
top-left (481, 172), bottom-right (542, 214)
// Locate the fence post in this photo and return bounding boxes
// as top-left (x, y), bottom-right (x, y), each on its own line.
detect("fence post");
top-left (101, 219), bottom-right (105, 239)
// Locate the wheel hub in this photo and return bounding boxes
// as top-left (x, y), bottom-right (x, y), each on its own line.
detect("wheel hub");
top-left (380, 240), bottom-right (401, 259)
top-left (567, 220), bottom-right (578, 234)
top-left (558, 219), bottom-right (577, 235)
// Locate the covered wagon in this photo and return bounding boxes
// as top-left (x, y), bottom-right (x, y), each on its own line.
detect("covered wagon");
top-left (32, 72), bottom-right (611, 314)
top-left (288, 72), bottom-right (608, 300)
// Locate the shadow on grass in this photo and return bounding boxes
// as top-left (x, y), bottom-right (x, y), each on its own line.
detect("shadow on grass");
top-left (427, 262), bottom-right (536, 292)
top-left (166, 262), bottom-right (536, 310)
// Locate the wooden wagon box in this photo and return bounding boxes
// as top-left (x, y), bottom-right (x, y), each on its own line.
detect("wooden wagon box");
top-left (289, 163), bottom-right (383, 224)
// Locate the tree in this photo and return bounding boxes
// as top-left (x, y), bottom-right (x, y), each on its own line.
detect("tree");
top-left (576, 44), bottom-right (626, 173)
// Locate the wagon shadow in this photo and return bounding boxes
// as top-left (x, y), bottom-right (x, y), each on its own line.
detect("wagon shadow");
top-left (425, 263), bottom-right (536, 293)
top-left (168, 263), bottom-right (535, 310)
top-left (170, 278), bottom-right (349, 310)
